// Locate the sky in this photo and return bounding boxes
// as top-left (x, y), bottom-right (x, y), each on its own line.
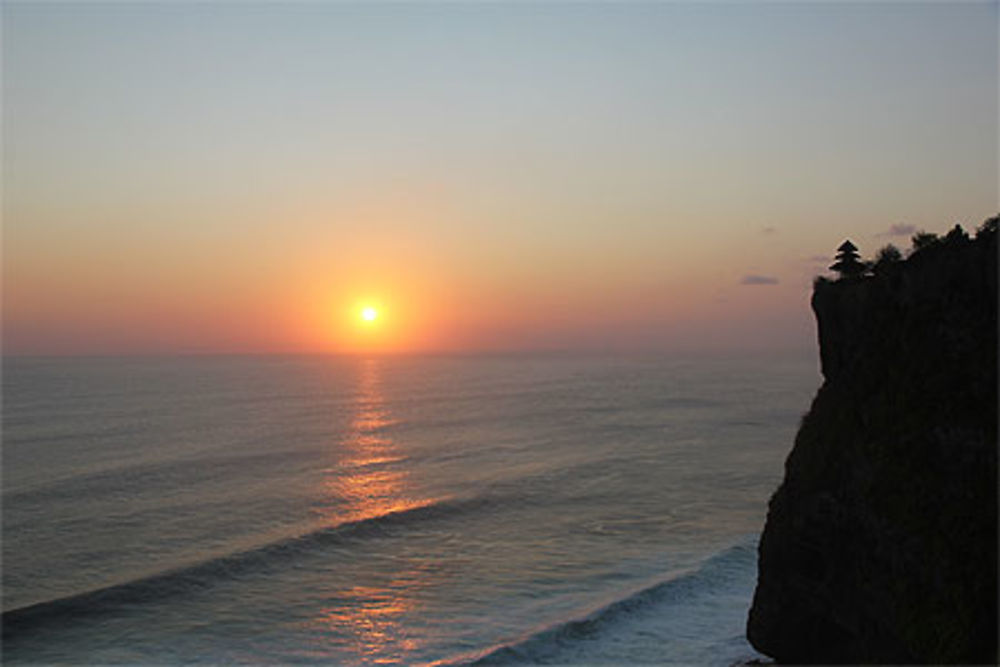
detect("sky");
top-left (2, 1), bottom-right (997, 355)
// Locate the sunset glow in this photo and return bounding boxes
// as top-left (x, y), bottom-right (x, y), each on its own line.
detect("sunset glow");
top-left (2, 3), bottom-right (995, 355)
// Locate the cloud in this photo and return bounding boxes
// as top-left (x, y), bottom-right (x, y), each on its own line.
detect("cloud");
top-left (761, 226), bottom-right (777, 235)
top-left (880, 223), bottom-right (916, 237)
top-left (740, 274), bottom-right (779, 285)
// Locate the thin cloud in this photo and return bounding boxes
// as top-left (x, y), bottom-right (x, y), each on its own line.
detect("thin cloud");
top-left (880, 223), bottom-right (916, 237)
top-left (740, 274), bottom-right (779, 285)
top-left (761, 226), bottom-right (777, 235)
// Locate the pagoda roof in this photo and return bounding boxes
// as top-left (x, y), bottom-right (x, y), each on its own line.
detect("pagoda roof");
top-left (837, 239), bottom-right (858, 252)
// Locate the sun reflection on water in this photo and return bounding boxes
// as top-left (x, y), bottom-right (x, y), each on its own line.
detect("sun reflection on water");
top-left (311, 358), bottom-right (438, 662)
top-left (319, 359), bottom-right (433, 525)
top-left (315, 575), bottom-right (424, 664)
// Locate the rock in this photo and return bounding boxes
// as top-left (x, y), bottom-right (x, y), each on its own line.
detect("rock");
top-left (747, 220), bottom-right (998, 663)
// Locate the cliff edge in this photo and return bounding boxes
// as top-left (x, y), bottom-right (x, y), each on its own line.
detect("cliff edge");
top-left (747, 220), bottom-right (998, 663)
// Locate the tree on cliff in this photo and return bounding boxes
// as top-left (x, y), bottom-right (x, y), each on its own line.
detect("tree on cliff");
top-left (872, 244), bottom-right (902, 274)
top-left (829, 240), bottom-right (865, 278)
top-left (911, 231), bottom-right (939, 252)
top-left (944, 223), bottom-right (969, 244)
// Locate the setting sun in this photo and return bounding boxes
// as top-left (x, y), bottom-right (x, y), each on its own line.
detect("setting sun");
top-left (361, 307), bottom-right (378, 322)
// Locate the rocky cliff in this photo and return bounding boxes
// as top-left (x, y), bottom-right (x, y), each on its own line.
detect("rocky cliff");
top-left (747, 220), bottom-right (998, 663)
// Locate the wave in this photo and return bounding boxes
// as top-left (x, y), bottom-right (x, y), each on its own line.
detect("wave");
top-left (436, 536), bottom-right (759, 666)
top-left (2, 495), bottom-right (487, 639)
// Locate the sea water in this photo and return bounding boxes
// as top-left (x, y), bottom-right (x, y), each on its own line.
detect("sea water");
top-left (2, 353), bottom-right (819, 664)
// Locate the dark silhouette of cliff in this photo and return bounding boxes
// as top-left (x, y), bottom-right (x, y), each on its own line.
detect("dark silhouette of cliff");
top-left (747, 218), bottom-right (998, 663)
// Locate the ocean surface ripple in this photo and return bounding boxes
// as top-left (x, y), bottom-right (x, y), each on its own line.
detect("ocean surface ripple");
top-left (2, 354), bottom-right (818, 664)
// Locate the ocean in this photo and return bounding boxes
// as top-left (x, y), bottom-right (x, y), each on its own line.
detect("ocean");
top-left (2, 353), bottom-right (819, 665)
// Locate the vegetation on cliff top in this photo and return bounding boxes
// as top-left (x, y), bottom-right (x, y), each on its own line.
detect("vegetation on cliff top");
top-left (817, 214), bottom-right (998, 285)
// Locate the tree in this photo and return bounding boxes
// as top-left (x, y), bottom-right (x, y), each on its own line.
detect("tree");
top-left (976, 216), bottom-right (997, 238)
top-left (944, 224), bottom-right (968, 244)
top-left (911, 231), bottom-right (939, 252)
top-left (873, 244), bottom-right (902, 274)
top-left (829, 240), bottom-right (865, 278)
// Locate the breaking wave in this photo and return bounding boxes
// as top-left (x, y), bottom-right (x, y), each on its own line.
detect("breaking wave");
top-left (439, 536), bottom-right (760, 666)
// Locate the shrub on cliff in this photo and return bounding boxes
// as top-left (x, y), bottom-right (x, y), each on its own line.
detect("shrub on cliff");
top-left (872, 244), bottom-right (902, 274)
top-left (943, 223), bottom-right (969, 244)
top-left (977, 215), bottom-right (997, 238)
top-left (910, 231), bottom-right (939, 253)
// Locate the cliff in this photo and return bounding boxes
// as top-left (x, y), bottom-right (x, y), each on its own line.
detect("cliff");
top-left (747, 220), bottom-right (998, 663)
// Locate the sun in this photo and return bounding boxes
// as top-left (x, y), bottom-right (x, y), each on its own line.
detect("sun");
top-left (360, 306), bottom-right (378, 322)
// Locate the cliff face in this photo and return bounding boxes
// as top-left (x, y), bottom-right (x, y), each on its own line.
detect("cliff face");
top-left (747, 224), bottom-right (998, 664)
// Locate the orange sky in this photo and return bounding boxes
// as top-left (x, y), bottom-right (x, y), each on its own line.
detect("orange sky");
top-left (2, 3), bottom-right (996, 355)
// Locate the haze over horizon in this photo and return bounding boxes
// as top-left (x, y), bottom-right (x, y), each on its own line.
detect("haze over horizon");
top-left (3, 2), bottom-right (996, 355)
